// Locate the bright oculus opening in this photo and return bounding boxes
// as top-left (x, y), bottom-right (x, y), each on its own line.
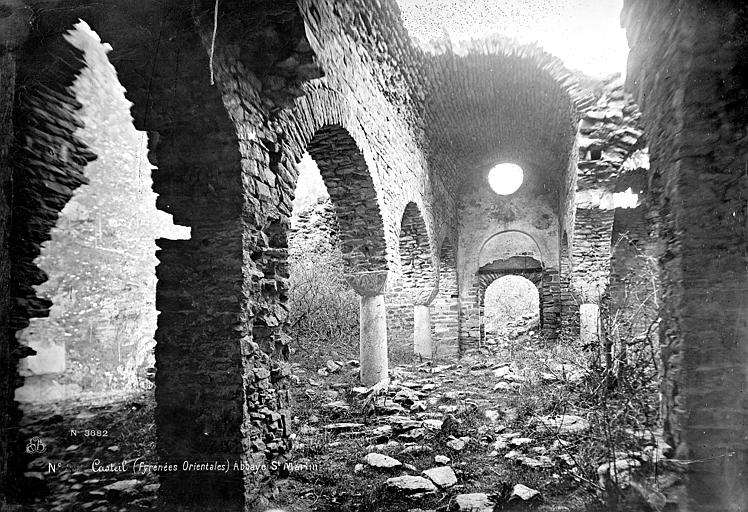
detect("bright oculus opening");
top-left (488, 163), bottom-right (523, 195)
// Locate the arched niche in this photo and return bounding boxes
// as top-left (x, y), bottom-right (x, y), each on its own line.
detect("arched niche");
top-left (478, 230), bottom-right (544, 270)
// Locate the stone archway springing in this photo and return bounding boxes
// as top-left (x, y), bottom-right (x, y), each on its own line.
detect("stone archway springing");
top-left (279, 120), bottom-right (390, 385)
top-left (397, 202), bottom-right (437, 358)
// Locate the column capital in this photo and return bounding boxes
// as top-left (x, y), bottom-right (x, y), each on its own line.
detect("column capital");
top-left (410, 286), bottom-right (439, 306)
top-left (345, 271), bottom-right (388, 297)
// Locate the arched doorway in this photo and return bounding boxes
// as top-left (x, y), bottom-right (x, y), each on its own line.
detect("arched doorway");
top-left (482, 275), bottom-right (540, 343)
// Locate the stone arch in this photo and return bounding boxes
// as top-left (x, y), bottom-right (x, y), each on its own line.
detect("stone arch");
top-left (395, 201), bottom-right (437, 358)
top-left (482, 274), bottom-right (541, 342)
top-left (5, 4), bottom-right (286, 509)
top-left (274, 87), bottom-right (391, 383)
top-left (463, 230), bottom-right (559, 344)
top-left (398, 202), bottom-right (437, 293)
top-left (478, 230), bottom-right (544, 270)
top-left (430, 235), bottom-right (459, 357)
top-left (6, 17), bottom-right (97, 499)
top-left (306, 126), bottom-right (388, 272)
top-left (277, 87), bottom-right (389, 274)
top-left (476, 262), bottom-right (543, 345)
top-left (13, 22), bottom-right (189, 404)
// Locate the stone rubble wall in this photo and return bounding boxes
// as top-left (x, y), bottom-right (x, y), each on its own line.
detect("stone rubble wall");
top-left (6, 24), bottom-right (96, 501)
top-left (0, 0), bottom-right (31, 499)
top-left (565, 80), bottom-right (646, 333)
top-left (14, 25), bottom-right (188, 402)
top-left (430, 237), bottom-right (459, 357)
top-left (623, 2), bottom-right (748, 509)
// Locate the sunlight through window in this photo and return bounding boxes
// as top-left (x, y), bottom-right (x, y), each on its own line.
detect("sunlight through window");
top-left (488, 163), bottom-right (523, 195)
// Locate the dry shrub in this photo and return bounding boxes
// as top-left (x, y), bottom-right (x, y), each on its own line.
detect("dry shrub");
top-left (287, 238), bottom-right (359, 365)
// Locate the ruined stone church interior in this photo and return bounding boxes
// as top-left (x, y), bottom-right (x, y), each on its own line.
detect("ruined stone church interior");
top-left (0, 0), bottom-right (746, 511)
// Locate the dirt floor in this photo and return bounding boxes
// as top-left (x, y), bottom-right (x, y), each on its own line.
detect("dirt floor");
top-left (15, 334), bottom-right (664, 511)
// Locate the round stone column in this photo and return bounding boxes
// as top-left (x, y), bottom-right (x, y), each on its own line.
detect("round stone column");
top-left (413, 304), bottom-right (432, 358)
top-left (346, 271), bottom-right (389, 386)
top-left (411, 287), bottom-right (438, 359)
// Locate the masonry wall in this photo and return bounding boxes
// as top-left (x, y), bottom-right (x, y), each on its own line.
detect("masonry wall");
top-left (457, 173), bottom-right (560, 347)
top-left (566, 80), bottom-right (645, 334)
top-left (623, 2), bottom-right (748, 510)
top-left (0, 16), bottom-right (23, 501)
top-left (430, 239), bottom-right (459, 357)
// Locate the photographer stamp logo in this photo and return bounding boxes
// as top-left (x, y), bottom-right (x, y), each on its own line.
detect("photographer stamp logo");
top-left (25, 436), bottom-right (46, 454)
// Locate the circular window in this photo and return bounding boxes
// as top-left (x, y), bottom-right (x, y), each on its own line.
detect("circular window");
top-left (488, 163), bottom-right (524, 195)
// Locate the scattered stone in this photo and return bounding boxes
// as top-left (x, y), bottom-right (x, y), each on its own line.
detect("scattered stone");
top-left (400, 445), bottom-right (432, 455)
top-left (399, 428), bottom-right (426, 441)
top-left (364, 453), bottom-right (402, 469)
top-left (390, 416), bottom-right (423, 430)
top-left (537, 414), bottom-right (590, 434)
top-left (322, 390), bottom-right (339, 400)
top-left (422, 383), bottom-right (437, 391)
top-left (322, 400), bottom-right (350, 412)
top-left (517, 455), bottom-right (552, 468)
top-left (308, 378), bottom-right (321, 387)
top-left (317, 368), bottom-right (329, 376)
top-left (597, 459), bottom-right (641, 488)
top-left (551, 439), bottom-right (570, 451)
top-left (326, 360), bottom-right (343, 373)
top-left (354, 463), bottom-right (364, 473)
top-left (422, 419), bottom-right (443, 431)
top-left (366, 440), bottom-right (401, 451)
top-left (394, 388), bottom-right (419, 404)
top-left (103, 480), bottom-right (139, 493)
top-left (422, 466), bottom-right (457, 488)
top-left (370, 425), bottom-right (393, 437)
top-left (455, 493), bottom-right (494, 512)
top-left (540, 372), bottom-right (558, 382)
top-left (511, 483), bottom-right (540, 501)
top-left (409, 401), bottom-right (427, 412)
top-left (377, 400), bottom-right (407, 414)
top-left (446, 437), bottom-right (466, 451)
top-left (142, 483), bottom-right (160, 493)
top-left (559, 453), bottom-right (575, 465)
top-left (323, 422), bottom-right (364, 432)
top-left (403, 463), bottom-right (417, 472)
top-left (492, 366), bottom-right (511, 378)
top-left (352, 386), bottom-right (369, 396)
top-left (504, 450), bottom-right (521, 460)
top-left (484, 410), bottom-right (500, 423)
top-left (510, 437), bottom-right (533, 446)
top-left (492, 382), bottom-right (514, 391)
top-left (65, 445), bottom-right (79, 451)
top-left (386, 475), bottom-right (437, 494)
